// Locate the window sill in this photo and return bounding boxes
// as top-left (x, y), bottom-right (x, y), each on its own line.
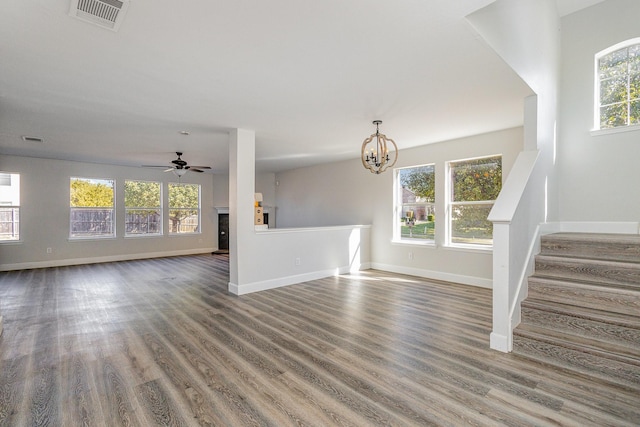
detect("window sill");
top-left (124, 234), bottom-right (163, 239)
top-left (69, 236), bottom-right (117, 242)
top-left (443, 244), bottom-right (493, 254)
top-left (391, 239), bottom-right (436, 248)
top-left (590, 123), bottom-right (640, 137)
top-left (0, 239), bottom-right (22, 245)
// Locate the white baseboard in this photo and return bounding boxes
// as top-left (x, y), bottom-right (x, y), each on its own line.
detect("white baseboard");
top-left (371, 262), bottom-right (493, 289)
top-left (228, 262), bottom-right (372, 295)
top-left (540, 221), bottom-right (640, 235)
top-left (0, 248), bottom-right (216, 272)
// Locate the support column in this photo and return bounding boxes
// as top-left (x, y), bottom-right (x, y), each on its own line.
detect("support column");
top-left (228, 128), bottom-right (256, 294)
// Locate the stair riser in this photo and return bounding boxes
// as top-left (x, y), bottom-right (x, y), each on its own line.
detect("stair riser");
top-left (541, 237), bottom-right (640, 263)
top-left (534, 258), bottom-right (640, 288)
top-left (521, 306), bottom-right (640, 354)
top-left (513, 335), bottom-right (640, 390)
top-left (528, 280), bottom-right (640, 316)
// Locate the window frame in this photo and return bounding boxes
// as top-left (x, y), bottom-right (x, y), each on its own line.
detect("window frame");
top-left (393, 163), bottom-right (436, 245)
top-left (0, 172), bottom-right (20, 242)
top-left (69, 177), bottom-right (116, 239)
top-left (168, 183), bottom-right (201, 235)
top-left (446, 155), bottom-right (502, 249)
top-left (594, 37), bottom-right (640, 132)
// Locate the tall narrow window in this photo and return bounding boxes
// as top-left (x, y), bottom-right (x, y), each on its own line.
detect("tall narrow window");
top-left (168, 183), bottom-right (200, 234)
top-left (395, 164), bottom-right (435, 242)
top-left (596, 39), bottom-right (640, 129)
top-left (448, 155), bottom-right (501, 247)
top-left (125, 180), bottom-right (162, 236)
top-left (0, 172), bottom-right (20, 241)
top-left (70, 177), bottom-right (115, 238)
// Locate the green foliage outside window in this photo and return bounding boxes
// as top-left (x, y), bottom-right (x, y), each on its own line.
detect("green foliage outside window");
top-left (598, 43), bottom-right (640, 129)
top-left (398, 165), bottom-right (435, 240)
top-left (125, 180), bottom-right (161, 235)
top-left (451, 157), bottom-right (502, 202)
top-left (450, 156), bottom-right (502, 245)
top-left (400, 165), bottom-right (435, 203)
top-left (70, 178), bottom-right (114, 207)
top-left (70, 178), bottom-right (114, 237)
top-left (169, 183), bottom-right (200, 233)
top-left (125, 180), bottom-right (160, 208)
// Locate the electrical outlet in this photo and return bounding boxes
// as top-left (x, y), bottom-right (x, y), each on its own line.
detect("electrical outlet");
top-left (46, 247), bottom-right (52, 254)
top-left (295, 257), bottom-right (301, 266)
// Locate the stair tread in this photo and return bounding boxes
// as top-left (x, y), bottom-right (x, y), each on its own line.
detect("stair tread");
top-left (533, 254), bottom-right (640, 289)
top-left (536, 254), bottom-right (640, 268)
top-left (527, 276), bottom-right (640, 319)
top-left (513, 333), bottom-right (640, 392)
top-left (528, 275), bottom-right (640, 294)
top-left (514, 323), bottom-right (640, 363)
top-left (521, 299), bottom-right (640, 329)
top-left (542, 233), bottom-right (640, 244)
top-left (540, 233), bottom-right (640, 263)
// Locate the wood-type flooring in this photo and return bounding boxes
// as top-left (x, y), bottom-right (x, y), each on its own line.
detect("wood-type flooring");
top-left (0, 254), bottom-right (638, 426)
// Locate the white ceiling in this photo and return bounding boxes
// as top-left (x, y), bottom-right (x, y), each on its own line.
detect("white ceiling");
top-left (0, 0), bottom-right (604, 174)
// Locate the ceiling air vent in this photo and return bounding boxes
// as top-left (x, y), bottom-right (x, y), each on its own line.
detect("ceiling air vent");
top-left (69, 0), bottom-right (130, 31)
top-left (21, 136), bottom-right (44, 143)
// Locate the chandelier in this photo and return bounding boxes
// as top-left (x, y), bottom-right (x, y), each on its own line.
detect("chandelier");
top-left (361, 120), bottom-right (398, 174)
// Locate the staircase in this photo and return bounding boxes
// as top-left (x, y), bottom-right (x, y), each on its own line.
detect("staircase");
top-left (513, 232), bottom-right (640, 391)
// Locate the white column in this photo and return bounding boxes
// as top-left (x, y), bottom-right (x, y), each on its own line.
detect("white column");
top-left (228, 128), bottom-right (256, 294)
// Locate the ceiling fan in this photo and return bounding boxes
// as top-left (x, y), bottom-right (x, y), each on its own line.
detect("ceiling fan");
top-left (143, 152), bottom-right (211, 177)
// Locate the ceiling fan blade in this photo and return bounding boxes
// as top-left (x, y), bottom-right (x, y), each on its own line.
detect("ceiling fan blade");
top-left (190, 168), bottom-right (205, 173)
top-left (188, 166), bottom-right (211, 169)
top-left (164, 168), bottom-right (174, 172)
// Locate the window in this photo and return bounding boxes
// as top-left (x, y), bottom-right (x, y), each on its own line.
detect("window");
top-left (125, 180), bottom-right (162, 236)
top-left (70, 177), bottom-right (115, 238)
top-left (168, 183), bottom-right (200, 234)
top-left (448, 155), bottom-right (501, 247)
top-left (0, 172), bottom-right (20, 241)
top-left (395, 164), bottom-right (435, 242)
top-left (596, 39), bottom-right (640, 129)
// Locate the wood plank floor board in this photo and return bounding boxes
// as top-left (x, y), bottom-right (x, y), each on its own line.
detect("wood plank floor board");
top-left (92, 355), bottom-right (149, 427)
top-left (135, 378), bottom-right (189, 427)
top-left (0, 355), bottom-right (29, 426)
top-left (60, 351), bottom-right (100, 427)
top-left (1, 254), bottom-right (638, 426)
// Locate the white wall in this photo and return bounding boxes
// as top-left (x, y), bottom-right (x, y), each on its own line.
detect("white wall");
top-left (275, 159), bottom-right (374, 228)
top-left (275, 127), bottom-right (523, 287)
top-left (558, 0), bottom-right (640, 222)
top-left (212, 173), bottom-right (230, 209)
top-left (0, 155), bottom-right (217, 270)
